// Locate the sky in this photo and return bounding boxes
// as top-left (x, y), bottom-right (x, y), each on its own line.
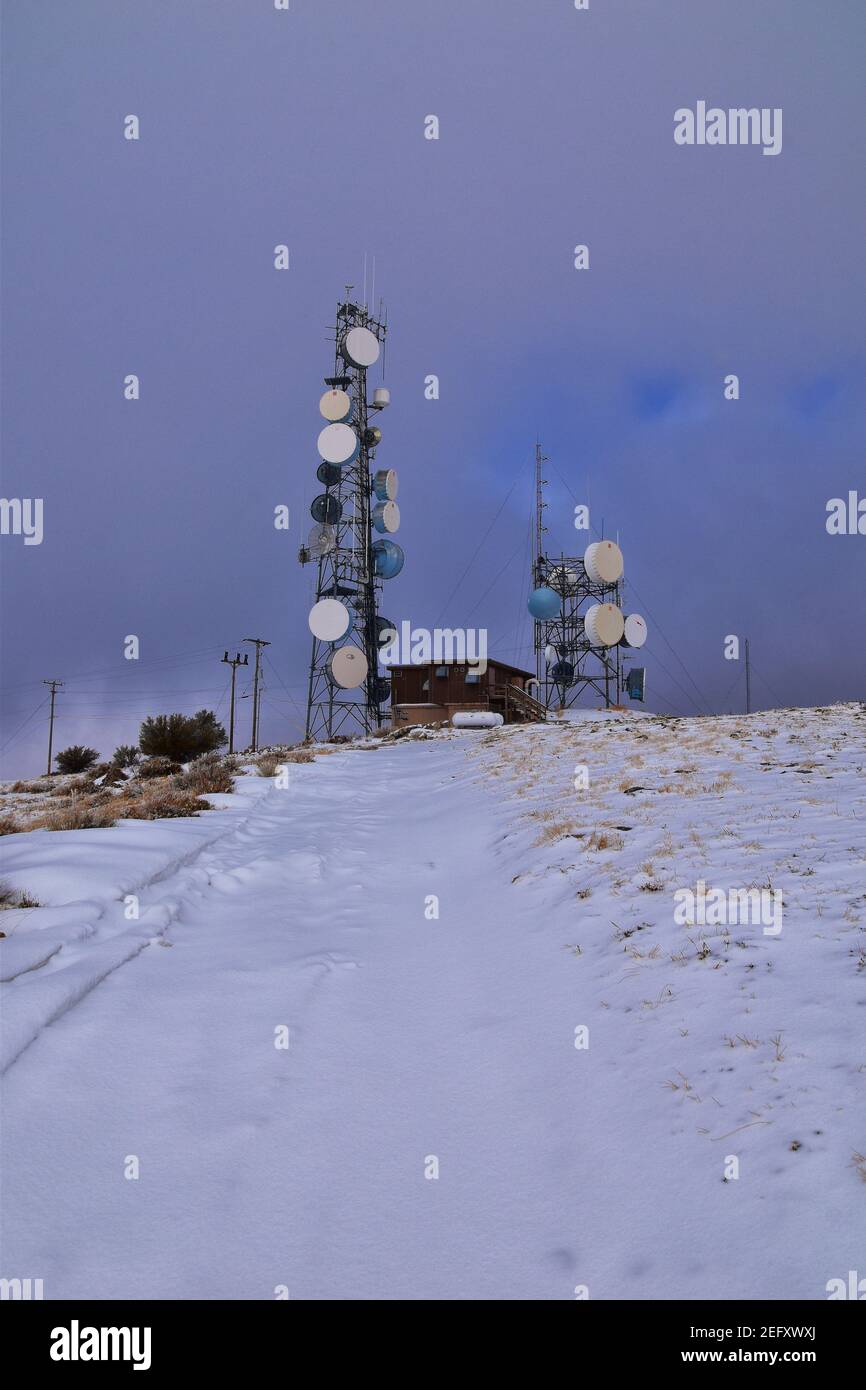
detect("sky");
top-left (1, 0), bottom-right (864, 776)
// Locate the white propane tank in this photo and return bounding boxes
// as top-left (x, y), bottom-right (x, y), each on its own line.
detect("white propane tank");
top-left (452, 711), bottom-right (504, 729)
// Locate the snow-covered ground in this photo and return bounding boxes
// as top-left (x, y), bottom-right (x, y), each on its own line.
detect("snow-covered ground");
top-left (1, 704), bottom-right (864, 1300)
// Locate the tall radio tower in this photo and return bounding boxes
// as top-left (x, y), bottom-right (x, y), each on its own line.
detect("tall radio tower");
top-left (300, 292), bottom-right (402, 740)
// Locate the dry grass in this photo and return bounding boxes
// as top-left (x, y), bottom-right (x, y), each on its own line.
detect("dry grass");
top-left (0, 814), bottom-right (21, 835)
top-left (115, 786), bottom-right (212, 820)
top-left (586, 829), bottom-right (625, 852)
top-left (0, 879), bottom-right (39, 909)
top-left (35, 799), bottom-right (118, 831)
top-left (173, 755), bottom-right (235, 795)
top-left (255, 755), bottom-right (282, 777)
top-left (257, 749), bottom-right (315, 777)
top-left (534, 820), bottom-right (580, 846)
top-left (137, 757), bottom-right (183, 780)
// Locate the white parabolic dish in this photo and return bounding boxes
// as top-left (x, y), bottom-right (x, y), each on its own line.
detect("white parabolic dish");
top-left (584, 603), bottom-right (625, 647)
top-left (622, 613), bottom-right (647, 649)
top-left (342, 326), bottom-right (380, 369)
top-left (307, 523), bottom-right (336, 558)
top-left (308, 599), bottom-right (352, 643)
top-left (375, 501), bottom-right (400, 533)
top-left (584, 540), bottom-right (624, 585)
top-left (318, 389), bottom-right (352, 423)
top-left (329, 646), bottom-right (368, 689)
top-left (317, 423), bottom-right (359, 466)
top-left (373, 468), bottom-right (399, 501)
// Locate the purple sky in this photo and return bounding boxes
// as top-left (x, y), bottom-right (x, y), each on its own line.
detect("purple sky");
top-left (2, 0), bottom-right (864, 775)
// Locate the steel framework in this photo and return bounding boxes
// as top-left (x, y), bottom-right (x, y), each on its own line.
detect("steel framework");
top-left (532, 553), bottom-right (623, 710)
top-left (531, 443), bottom-right (623, 711)
top-left (301, 297), bottom-right (390, 741)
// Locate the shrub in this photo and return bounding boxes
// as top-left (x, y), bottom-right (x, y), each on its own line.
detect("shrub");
top-left (112, 744), bottom-right (140, 768)
top-left (116, 787), bottom-right (212, 820)
top-left (173, 753), bottom-right (234, 795)
top-left (256, 749), bottom-right (313, 776)
top-left (139, 710), bottom-right (227, 763)
top-left (55, 745), bottom-right (100, 774)
top-left (255, 754), bottom-right (282, 777)
top-left (36, 798), bottom-right (117, 831)
top-left (137, 756), bottom-right (182, 780)
top-left (49, 778), bottom-right (77, 796)
top-left (0, 815), bottom-right (21, 835)
top-left (86, 762), bottom-right (128, 787)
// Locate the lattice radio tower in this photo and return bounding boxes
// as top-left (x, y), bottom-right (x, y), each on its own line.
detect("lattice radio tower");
top-left (299, 291), bottom-right (402, 740)
top-left (529, 442), bottom-right (647, 711)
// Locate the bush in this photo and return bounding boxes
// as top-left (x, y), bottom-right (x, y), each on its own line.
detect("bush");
top-left (137, 756), bottom-right (182, 780)
top-left (255, 754), bottom-right (282, 777)
top-left (139, 710), bottom-right (227, 763)
top-left (85, 762), bottom-right (128, 788)
top-left (112, 745), bottom-right (140, 768)
top-left (256, 749), bottom-right (313, 776)
top-left (116, 787), bottom-right (212, 820)
top-left (55, 746), bottom-right (100, 774)
top-left (173, 753), bottom-right (234, 796)
top-left (36, 798), bottom-right (117, 831)
top-left (0, 815), bottom-right (21, 835)
top-left (49, 778), bottom-right (77, 796)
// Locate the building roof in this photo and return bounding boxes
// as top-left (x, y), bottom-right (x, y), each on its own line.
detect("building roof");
top-left (388, 657), bottom-right (535, 680)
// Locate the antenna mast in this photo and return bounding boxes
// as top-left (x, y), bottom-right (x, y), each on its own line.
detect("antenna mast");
top-left (300, 294), bottom-right (400, 741)
top-left (534, 440), bottom-right (547, 586)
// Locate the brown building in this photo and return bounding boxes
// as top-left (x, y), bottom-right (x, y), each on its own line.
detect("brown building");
top-left (390, 659), bottom-right (545, 728)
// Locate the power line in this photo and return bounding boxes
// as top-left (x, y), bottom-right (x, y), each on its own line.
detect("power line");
top-left (264, 654), bottom-right (305, 720)
top-left (750, 661), bottom-right (788, 711)
top-left (717, 663), bottom-right (745, 712)
top-left (0, 645), bottom-right (228, 695)
top-left (0, 696), bottom-right (48, 756)
top-left (434, 450), bottom-right (531, 628)
top-left (464, 541), bottom-right (526, 622)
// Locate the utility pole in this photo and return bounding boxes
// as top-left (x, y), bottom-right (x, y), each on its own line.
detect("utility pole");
top-left (221, 651), bottom-right (248, 754)
top-left (744, 638), bottom-right (751, 715)
top-left (43, 679), bottom-right (63, 775)
top-left (242, 638), bottom-right (270, 752)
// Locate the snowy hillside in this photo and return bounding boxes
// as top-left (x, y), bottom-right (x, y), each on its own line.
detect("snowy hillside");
top-left (1, 704), bottom-right (864, 1300)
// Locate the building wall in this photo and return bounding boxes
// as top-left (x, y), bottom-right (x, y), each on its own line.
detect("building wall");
top-left (390, 661), bottom-right (528, 708)
top-left (392, 702), bottom-right (490, 728)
